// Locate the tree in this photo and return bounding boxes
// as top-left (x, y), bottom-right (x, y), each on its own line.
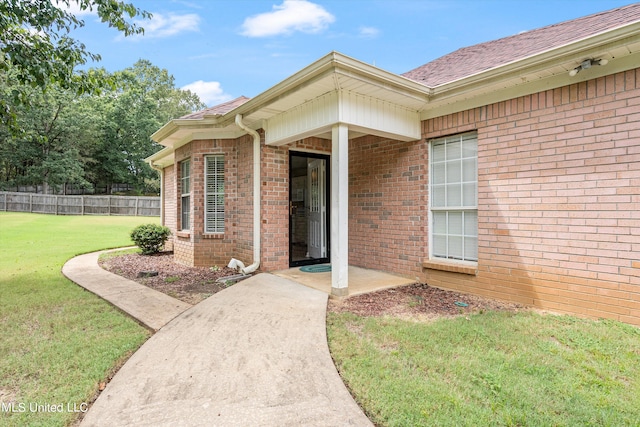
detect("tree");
top-left (0, 60), bottom-right (205, 194)
top-left (0, 0), bottom-right (150, 126)
top-left (0, 68), bottom-right (93, 193)
top-left (92, 60), bottom-right (206, 194)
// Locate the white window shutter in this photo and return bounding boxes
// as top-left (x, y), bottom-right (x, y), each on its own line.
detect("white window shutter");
top-left (205, 156), bottom-right (225, 233)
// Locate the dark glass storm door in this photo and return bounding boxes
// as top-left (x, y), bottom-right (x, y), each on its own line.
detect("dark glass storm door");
top-left (289, 152), bottom-right (330, 267)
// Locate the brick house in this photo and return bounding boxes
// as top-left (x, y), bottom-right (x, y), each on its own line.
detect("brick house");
top-left (148, 4), bottom-right (640, 325)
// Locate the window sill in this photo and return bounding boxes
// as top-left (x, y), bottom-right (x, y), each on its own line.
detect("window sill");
top-left (423, 259), bottom-right (478, 276)
top-left (203, 233), bottom-right (224, 239)
top-left (176, 231), bottom-right (190, 238)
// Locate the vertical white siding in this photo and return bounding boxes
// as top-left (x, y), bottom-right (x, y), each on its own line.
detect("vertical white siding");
top-left (265, 90), bottom-right (420, 145)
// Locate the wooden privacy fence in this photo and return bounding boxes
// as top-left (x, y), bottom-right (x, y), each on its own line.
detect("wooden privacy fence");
top-left (0, 192), bottom-right (160, 216)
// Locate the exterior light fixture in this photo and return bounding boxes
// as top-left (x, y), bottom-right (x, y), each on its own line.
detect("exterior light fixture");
top-left (569, 58), bottom-right (609, 76)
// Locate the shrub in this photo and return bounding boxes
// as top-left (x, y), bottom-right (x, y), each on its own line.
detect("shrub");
top-left (130, 224), bottom-right (171, 255)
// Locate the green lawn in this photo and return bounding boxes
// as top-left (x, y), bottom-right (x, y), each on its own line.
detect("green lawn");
top-left (328, 310), bottom-right (640, 427)
top-left (0, 212), bottom-right (154, 426)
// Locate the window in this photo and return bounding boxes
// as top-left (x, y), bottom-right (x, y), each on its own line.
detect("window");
top-left (430, 132), bottom-right (478, 262)
top-left (180, 160), bottom-right (190, 230)
top-left (205, 155), bottom-right (225, 233)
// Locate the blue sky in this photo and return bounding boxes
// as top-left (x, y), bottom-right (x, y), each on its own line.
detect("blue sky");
top-left (68, 0), bottom-right (634, 107)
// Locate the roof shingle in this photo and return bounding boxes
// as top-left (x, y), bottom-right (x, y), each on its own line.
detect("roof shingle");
top-left (181, 96), bottom-right (251, 119)
top-left (402, 3), bottom-right (640, 87)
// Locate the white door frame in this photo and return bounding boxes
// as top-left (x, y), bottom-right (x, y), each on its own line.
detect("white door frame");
top-left (288, 151), bottom-right (330, 267)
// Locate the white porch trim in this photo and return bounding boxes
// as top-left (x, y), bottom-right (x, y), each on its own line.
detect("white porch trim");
top-left (331, 123), bottom-right (349, 296)
top-left (265, 90), bottom-right (420, 146)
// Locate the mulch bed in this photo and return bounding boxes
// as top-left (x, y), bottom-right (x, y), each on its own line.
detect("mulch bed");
top-left (99, 252), bottom-right (238, 305)
top-left (328, 282), bottom-right (523, 320)
top-left (100, 252), bottom-right (522, 319)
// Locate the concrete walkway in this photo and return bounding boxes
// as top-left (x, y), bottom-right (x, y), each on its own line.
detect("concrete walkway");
top-left (62, 251), bottom-right (192, 331)
top-left (64, 252), bottom-right (372, 426)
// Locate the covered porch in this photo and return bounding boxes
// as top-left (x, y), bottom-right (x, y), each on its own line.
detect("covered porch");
top-left (252, 53), bottom-right (429, 296)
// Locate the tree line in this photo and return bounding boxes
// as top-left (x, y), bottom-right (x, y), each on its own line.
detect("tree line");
top-left (1, 1), bottom-right (206, 195)
top-left (0, 60), bottom-right (205, 195)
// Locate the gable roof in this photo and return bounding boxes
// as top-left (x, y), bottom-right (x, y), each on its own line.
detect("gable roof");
top-left (181, 96), bottom-right (251, 119)
top-left (403, 3), bottom-right (640, 87)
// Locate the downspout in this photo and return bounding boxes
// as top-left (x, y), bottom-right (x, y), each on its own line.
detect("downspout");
top-left (234, 114), bottom-right (261, 274)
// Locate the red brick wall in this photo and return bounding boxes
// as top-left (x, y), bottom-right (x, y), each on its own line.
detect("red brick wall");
top-left (235, 134), bottom-right (256, 265)
top-left (170, 137), bottom-right (254, 268)
top-left (260, 133), bottom-right (430, 277)
top-left (164, 133), bottom-right (333, 272)
top-left (260, 143), bottom-right (289, 271)
top-left (162, 164), bottom-right (176, 251)
top-left (349, 135), bottom-right (427, 277)
top-left (423, 68), bottom-right (640, 326)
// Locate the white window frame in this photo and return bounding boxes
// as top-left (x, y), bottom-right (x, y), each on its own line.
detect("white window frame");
top-left (429, 132), bottom-right (478, 263)
top-left (204, 155), bottom-right (225, 234)
top-left (180, 160), bottom-right (190, 231)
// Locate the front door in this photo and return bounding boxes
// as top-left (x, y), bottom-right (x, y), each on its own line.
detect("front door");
top-left (289, 153), bottom-right (329, 267)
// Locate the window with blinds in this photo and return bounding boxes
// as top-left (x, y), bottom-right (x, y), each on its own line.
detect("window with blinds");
top-left (205, 155), bottom-right (225, 233)
top-left (430, 132), bottom-right (478, 262)
top-left (180, 160), bottom-right (190, 231)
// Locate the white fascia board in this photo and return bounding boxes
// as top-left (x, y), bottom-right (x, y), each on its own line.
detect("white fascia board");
top-left (151, 117), bottom-right (221, 145)
top-left (224, 51), bottom-right (431, 121)
top-left (151, 121), bottom-right (178, 144)
top-left (330, 53), bottom-right (432, 97)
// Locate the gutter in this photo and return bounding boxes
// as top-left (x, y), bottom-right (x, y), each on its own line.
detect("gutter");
top-left (232, 114), bottom-right (261, 275)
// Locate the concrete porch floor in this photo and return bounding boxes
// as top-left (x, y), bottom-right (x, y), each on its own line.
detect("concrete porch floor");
top-left (273, 265), bottom-right (416, 297)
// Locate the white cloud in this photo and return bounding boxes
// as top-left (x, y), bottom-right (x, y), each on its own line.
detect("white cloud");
top-left (240, 0), bottom-right (335, 37)
top-left (358, 26), bottom-right (380, 38)
top-left (181, 81), bottom-right (233, 106)
top-left (137, 12), bottom-right (200, 38)
top-left (55, 0), bottom-right (97, 16)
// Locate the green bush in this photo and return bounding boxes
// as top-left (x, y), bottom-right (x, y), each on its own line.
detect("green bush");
top-left (130, 224), bottom-right (171, 255)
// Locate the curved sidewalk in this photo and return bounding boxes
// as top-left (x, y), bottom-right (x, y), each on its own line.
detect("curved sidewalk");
top-left (64, 252), bottom-right (372, 426)
top-left (63, 251), bottom-right (192, 331)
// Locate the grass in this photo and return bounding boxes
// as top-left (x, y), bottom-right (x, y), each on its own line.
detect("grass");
top-left (327, 310), bottom-right (640, 427)
top-left (0, 212), bottom-right (155, 426)
top-left (97, 247), bottom-right (141, 262)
